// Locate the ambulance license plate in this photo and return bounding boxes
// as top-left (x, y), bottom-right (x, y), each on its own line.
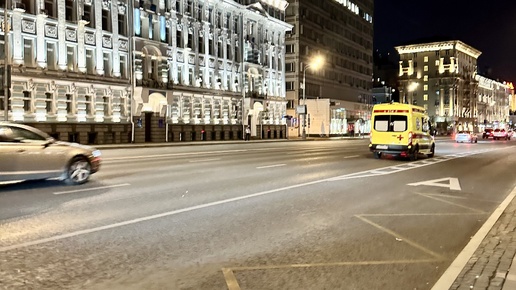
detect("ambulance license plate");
top-left (376, 145), bottom-right (388, 149)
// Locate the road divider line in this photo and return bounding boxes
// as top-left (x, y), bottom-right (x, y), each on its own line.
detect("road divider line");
top-left (256, 164), bottom-right (286, 169)
top-left (189, 158), bottom-right (221, 163)
top-left (53, 183), bottom-right (131, 195)
top-left (343, 155), bottom-right (359, 159)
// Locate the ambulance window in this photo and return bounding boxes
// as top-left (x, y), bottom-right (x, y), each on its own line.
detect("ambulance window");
top-left (374, 115), bottom-right (389, 132)
top-left (391, 115), bottom-right (407, 132)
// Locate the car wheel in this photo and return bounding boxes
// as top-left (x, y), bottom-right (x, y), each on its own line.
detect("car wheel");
top-left (65, 156), bottom-right (91, 185)
top-left (373, 152), bottom-right (381, 159)
top-left (427, 144), bottom-right (435, 158)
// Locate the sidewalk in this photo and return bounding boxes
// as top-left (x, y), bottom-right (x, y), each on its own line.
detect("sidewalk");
top-left (434, 186), bottom-right (516, 290)
top-left (94, 136), bottom-right (516, 289)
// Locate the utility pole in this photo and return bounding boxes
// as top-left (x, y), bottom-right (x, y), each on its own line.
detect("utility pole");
top-left (2, 0), bottom-right (11, 121)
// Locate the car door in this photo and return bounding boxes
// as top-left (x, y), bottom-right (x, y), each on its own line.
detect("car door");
top-left (0, 126), bottom-right (22, 182)
top-left (9, 126), bottom-right (65, 181)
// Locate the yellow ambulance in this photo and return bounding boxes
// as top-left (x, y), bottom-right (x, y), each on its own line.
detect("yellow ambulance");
top-left (368, 102), bottom-right (435, 160)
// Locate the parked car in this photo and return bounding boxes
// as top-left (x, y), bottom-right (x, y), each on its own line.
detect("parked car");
top-left (493, 128), bottom-right (510, 140)
top-left (455, 131), bottom-right (478, 143)
top-left (482, 128), bottom-right (494, 139)
top-left (0, 122), bottom-right (101, 185)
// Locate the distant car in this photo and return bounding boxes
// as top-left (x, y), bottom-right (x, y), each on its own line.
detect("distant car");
top-left (0, 122), bottom-right (101, 185)
top-left (455, 131), bottom-right (478, 143)
top-left (493, 128), bottom-right (510, 140)
top-left (482, 128), bottom-right (494, 139)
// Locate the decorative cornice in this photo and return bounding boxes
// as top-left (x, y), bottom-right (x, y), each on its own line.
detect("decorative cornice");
top-left (395, 40), bottom-right (482, 59)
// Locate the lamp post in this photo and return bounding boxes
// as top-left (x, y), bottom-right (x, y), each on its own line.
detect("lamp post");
top-left (301, 55), bottom-right (324, 140)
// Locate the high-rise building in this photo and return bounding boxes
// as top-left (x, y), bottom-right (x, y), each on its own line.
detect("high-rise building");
top-left (284, 0), bottom-right (374, 136)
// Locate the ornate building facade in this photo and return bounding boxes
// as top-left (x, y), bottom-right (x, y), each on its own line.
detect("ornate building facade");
top-left (0, 0), bottom-right (291, 144)
top-left (395, 40), bottom-right (511, 133)
top-left (475, 74), bottom-right (510, 129)
top-left (131, 0), bottom-right (291, 142)
top-left (1, 0), bottom-right (132, 143)
top-left (396, 40), bottom-right (483, 132)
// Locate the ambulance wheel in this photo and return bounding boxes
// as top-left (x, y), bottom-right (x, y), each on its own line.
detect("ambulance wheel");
top-left (410, 146), bottom-right (419, 161)
top-left (427, 144), bottom-right (435, 158)
top-left (374, 152), bottom-right (381, 159)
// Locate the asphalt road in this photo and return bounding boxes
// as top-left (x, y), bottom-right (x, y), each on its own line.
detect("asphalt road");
top-left (1, 137), bottom-right (516, 290)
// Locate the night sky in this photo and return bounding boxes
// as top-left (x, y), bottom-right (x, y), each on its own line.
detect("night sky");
top-left (373, 0), bottom-right (516, 82)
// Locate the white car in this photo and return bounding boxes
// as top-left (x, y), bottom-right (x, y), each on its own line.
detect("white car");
top-left (455, 131), bottom-right (478, 143)
top-left (0, 122), bottom-right (102, 185)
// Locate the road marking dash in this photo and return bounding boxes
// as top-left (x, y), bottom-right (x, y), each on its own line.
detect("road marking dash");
top-left (53, 183), bottom-right (131, 195)
top-left (256, 164), bottom-right (286, 169)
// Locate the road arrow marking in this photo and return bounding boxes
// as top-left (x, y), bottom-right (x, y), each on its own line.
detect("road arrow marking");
top-left (407, 177), bottom-right (461, 191)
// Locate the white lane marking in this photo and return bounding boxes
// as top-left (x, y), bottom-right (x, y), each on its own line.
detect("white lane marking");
top-left (256, 164), bottom-right (286, 169)
top-left (431, 184), bottom-right (516, 290)
top-left (408, 177), bottom-right (462, 191)
top-left (53, 183), bottom-right (131, 195)
top-left (189, 158), bottom-right (221, 163)
top-left (0, 179), bottom-right (325, 252)
top-left (103, 150), bottom-right (248, 161)
top-left (1, 147), bottom-right (510, 252)
top-left (343, 155), bottom-right (360, 159)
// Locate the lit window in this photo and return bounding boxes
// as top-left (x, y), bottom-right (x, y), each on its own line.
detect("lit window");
top-left (424, 85), bottom-right (428, 91)
top-left (424, 56), bottom-right (428, 62)
top-left (435, 60), bottom-right (439, 66)
top-left (423, 75), bottom-right (428, 81)
top-left (424, 65), bottom-right (428, 72)
top-left (423, 94), bottom-right (428, 101)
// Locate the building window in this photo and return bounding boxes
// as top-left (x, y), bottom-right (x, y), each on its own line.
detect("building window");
top-left (84, 5), bottom-right (94, 28)
top-left (218, 41), bottom-right (223, 58)
top-left (423, 75), bottom-right (428, 81)
top-left (86, 49), bottom-right (95, 74)
top-left (24, 38), bottom-right (34, 67)
top-left (46, 42), bottom-right (56, 70)
top-left (66, 93), bottom-right (74, 114)
top-left (286, 44), bottom-right (294, 54)
top-left (67, 45), bottom-right (76, 72)
top-left (424, 56), bottom-right (428, 62)
top-left (423, 94), bottom-right (428, 101)
top-left (103, 52), bottom-right (112, 77)
top-left (104, 96), bottom-right (110, 116)
top-left (120, 55), bottom-right (127, 78)
top-left (65, 0), bottom-right (74, 21)
top-left (85, 95), bottom-right (92, 115)
top-left (102, 7), bottom-right (111, 31)
top-left (209, 39), bottom-right (214, 55)
top-left (424, 65), bottom-right (428, 72)
top-left (45, 92), bottom-right (54, 113)
top-left (423, 85), bottom-right (428, 91)
top-left (286, 81), bottom-right (294, 91)
top-left (187, 31), bottom-right (193, 49)
top-left (118, 13), bottom-right (126, 36)
top-left (44, 0), bottom-right (55, 17)
top-left (23, 91), bottom-right (32, 112)
top-left (285, 63), bottom-right (295, 72)
top-left (176, 29), bottom-right (182, 47)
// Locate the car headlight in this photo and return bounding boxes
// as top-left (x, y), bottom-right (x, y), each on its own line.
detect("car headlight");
top-left (92, 150), bottom-right (102, 157)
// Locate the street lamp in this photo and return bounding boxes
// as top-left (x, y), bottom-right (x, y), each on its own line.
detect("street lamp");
top-left (301, 55), bottom-right (324, 140)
